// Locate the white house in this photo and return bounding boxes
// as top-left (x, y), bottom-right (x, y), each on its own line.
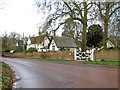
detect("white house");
top-left (27, 35), bottom-right (78, 52)
top-left (26, 35), bottom-right (48, 52)
top-left (107, 39), bottom-right (115, 48)
top-left (38, 36), bottom-right (52, 52)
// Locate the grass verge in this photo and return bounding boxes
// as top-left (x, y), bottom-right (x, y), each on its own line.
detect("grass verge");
top-left (76, 61), bottom-right (119, 65)
top-left (3, 56), bottom-right (119, 65)
top-left (24, 57), bottom-right (73, 62)
top-left (23, 57), bottom-right (119, 65)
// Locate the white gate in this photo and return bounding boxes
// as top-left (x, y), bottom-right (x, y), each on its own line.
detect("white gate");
top-left (74, 49), bottom-right (95, 61)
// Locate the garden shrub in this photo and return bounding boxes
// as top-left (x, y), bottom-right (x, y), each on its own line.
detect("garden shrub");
top-left (27, 48), bottom-right (37, 53)
top-left (4, 50), bottom-right (10, 52)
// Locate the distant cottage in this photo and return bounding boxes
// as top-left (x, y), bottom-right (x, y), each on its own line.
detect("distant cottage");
top-left (27, 35), bottom-right (77, 52)
top-left (27, 33), bottom-right (115, 53)
top-left (106, 39), bottom-right (115, 48)
top-left (49, 36), bottom-right (77, 52)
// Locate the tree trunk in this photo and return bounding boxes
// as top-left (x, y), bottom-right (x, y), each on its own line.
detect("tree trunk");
top-left (103, 3), bottom-right (109, 48)
top-left (82, 2), bottom-right (87, 52)
top-left (103, 20), bottom-right (108, 48)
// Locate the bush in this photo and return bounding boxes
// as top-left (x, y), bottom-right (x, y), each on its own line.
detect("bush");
top-left (1, 61), bottom-right (13, 88)
top-left (14, 50), bottom-right (21, 53)
top-left (4, 49), bottom-right (10, 52)
top-left (27, 48), bottom-right (37, 53)
top-left (24, 50), bottom-right (28, 53)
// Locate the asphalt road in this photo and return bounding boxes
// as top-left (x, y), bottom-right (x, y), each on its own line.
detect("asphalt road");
top-left (2, 57), bottom-right (118, 88)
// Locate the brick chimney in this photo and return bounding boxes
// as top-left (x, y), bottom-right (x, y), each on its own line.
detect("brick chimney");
top-left (38, 27), bottom-right (41, 36)
top-left (69, 33), bottom-right (72, 38)
top-left (46, 31), bottom-right (48, 35)
top-left (62, 32), bottom-right (65, 37)
top-left (69, 31), bottom-right (72, 38)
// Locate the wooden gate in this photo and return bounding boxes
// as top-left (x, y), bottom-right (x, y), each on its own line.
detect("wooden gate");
top-left (74, 49), bottom-right (95, 61)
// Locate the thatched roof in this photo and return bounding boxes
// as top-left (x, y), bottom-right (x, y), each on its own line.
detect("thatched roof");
top-left (30, 35), bottom-right (46, 44)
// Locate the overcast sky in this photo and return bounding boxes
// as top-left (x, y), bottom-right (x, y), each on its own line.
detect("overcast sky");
top-left (0, 0), bottom-right (103, 37)
top-left (0, 0), bottom-right (47, 36)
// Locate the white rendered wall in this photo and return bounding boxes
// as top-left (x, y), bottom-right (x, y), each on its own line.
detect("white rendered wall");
top-left (49, 40), bottom-right (59, 51)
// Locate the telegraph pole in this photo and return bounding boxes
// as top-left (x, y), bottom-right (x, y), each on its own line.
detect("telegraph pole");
top-left (23, 32), bottom-right (25, 53)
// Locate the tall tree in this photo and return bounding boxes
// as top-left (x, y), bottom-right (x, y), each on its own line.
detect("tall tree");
top-left (2, 32), bottom-right (28, 52)
top-left (87, 24), bottom-right (103, 48)
top-left (35, 0), bottom-right (95, 51)
top-left (9, 32), bottom-right (21, 50)
top-left (62, 20), bottom-right (81, 39)
top-left (95, 1), bottom-right (120, 48)
top-left (109, 13), bottom-right (120, 47)
top-left (2, 32), bottom-right (10, 52)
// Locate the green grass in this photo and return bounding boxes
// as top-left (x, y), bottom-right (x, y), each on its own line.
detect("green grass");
top-left (23, 57), bottom-right (119, 65)
top-left (4, 56), bottom-right (119, 65)
top-left (76, 61), bottom-right (120, 65)
top-left (24, 57), bottom-right (73, 62)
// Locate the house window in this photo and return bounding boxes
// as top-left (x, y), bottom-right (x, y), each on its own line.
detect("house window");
top-left (52, 45), bottom-right (55, 51)
top-left (60, 47), bottom-right (65, 51)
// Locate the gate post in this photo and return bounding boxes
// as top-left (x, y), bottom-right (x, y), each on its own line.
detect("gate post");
top-left (74, 48), bottom-right (77, 60)
top-left (91, 49), bottom-right (95, 61)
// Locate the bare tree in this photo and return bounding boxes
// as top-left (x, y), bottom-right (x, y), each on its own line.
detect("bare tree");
top-left (35, 0), bottom-right (95, 51)
top-left (95, 1), bottom-right (120, 48)
top-left (109, 13), bottom-right (120, 46)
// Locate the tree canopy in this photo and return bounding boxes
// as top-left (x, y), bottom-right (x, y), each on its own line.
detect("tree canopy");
top-left (95, 1), bottom-right (120, 48)
top-left (34, 0), bottom-right (120, 50)
top-left (35, 0), bottom-right (96, 51)
top-left (87, 24), bottom-right (103, 48)
top-left (2, 32), bottom-right (28, 52)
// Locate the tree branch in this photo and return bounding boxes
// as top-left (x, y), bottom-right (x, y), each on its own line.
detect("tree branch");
top-left (87, 4), bottom-right (93, 10)
top-left (54, 18), bottom-right (71, 31)
top-left (54, 11), bottom-right (70, 20)
top-left (72, 17), bottom-right (83, 23)
top-left (62, 0), bottom-right (73, 12)
top-left (54, 16), bottom-right (83, 31)
top-left (98, 2), bottom-right (105, 20)
top-left (62, 0), bottom-right (75, 18)
top-left (109, 6), bottom-right (120, 18)
top-left (87, 2), bottom-right (94, 10)
top-left (109, 2), bottom-right (118, 9)
top-left (72, 2), bottom-right (83, 19)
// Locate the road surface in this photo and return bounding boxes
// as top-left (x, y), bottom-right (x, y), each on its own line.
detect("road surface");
top-left (2, 57), bottom-right (118, 88)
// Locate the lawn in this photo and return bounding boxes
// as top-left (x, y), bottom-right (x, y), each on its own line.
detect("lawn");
top-left (24, 57), bottom-right (119, 65)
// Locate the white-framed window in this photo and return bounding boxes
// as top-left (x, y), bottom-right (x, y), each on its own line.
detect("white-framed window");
top-left (52, 45), bottom-right (55, 51)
